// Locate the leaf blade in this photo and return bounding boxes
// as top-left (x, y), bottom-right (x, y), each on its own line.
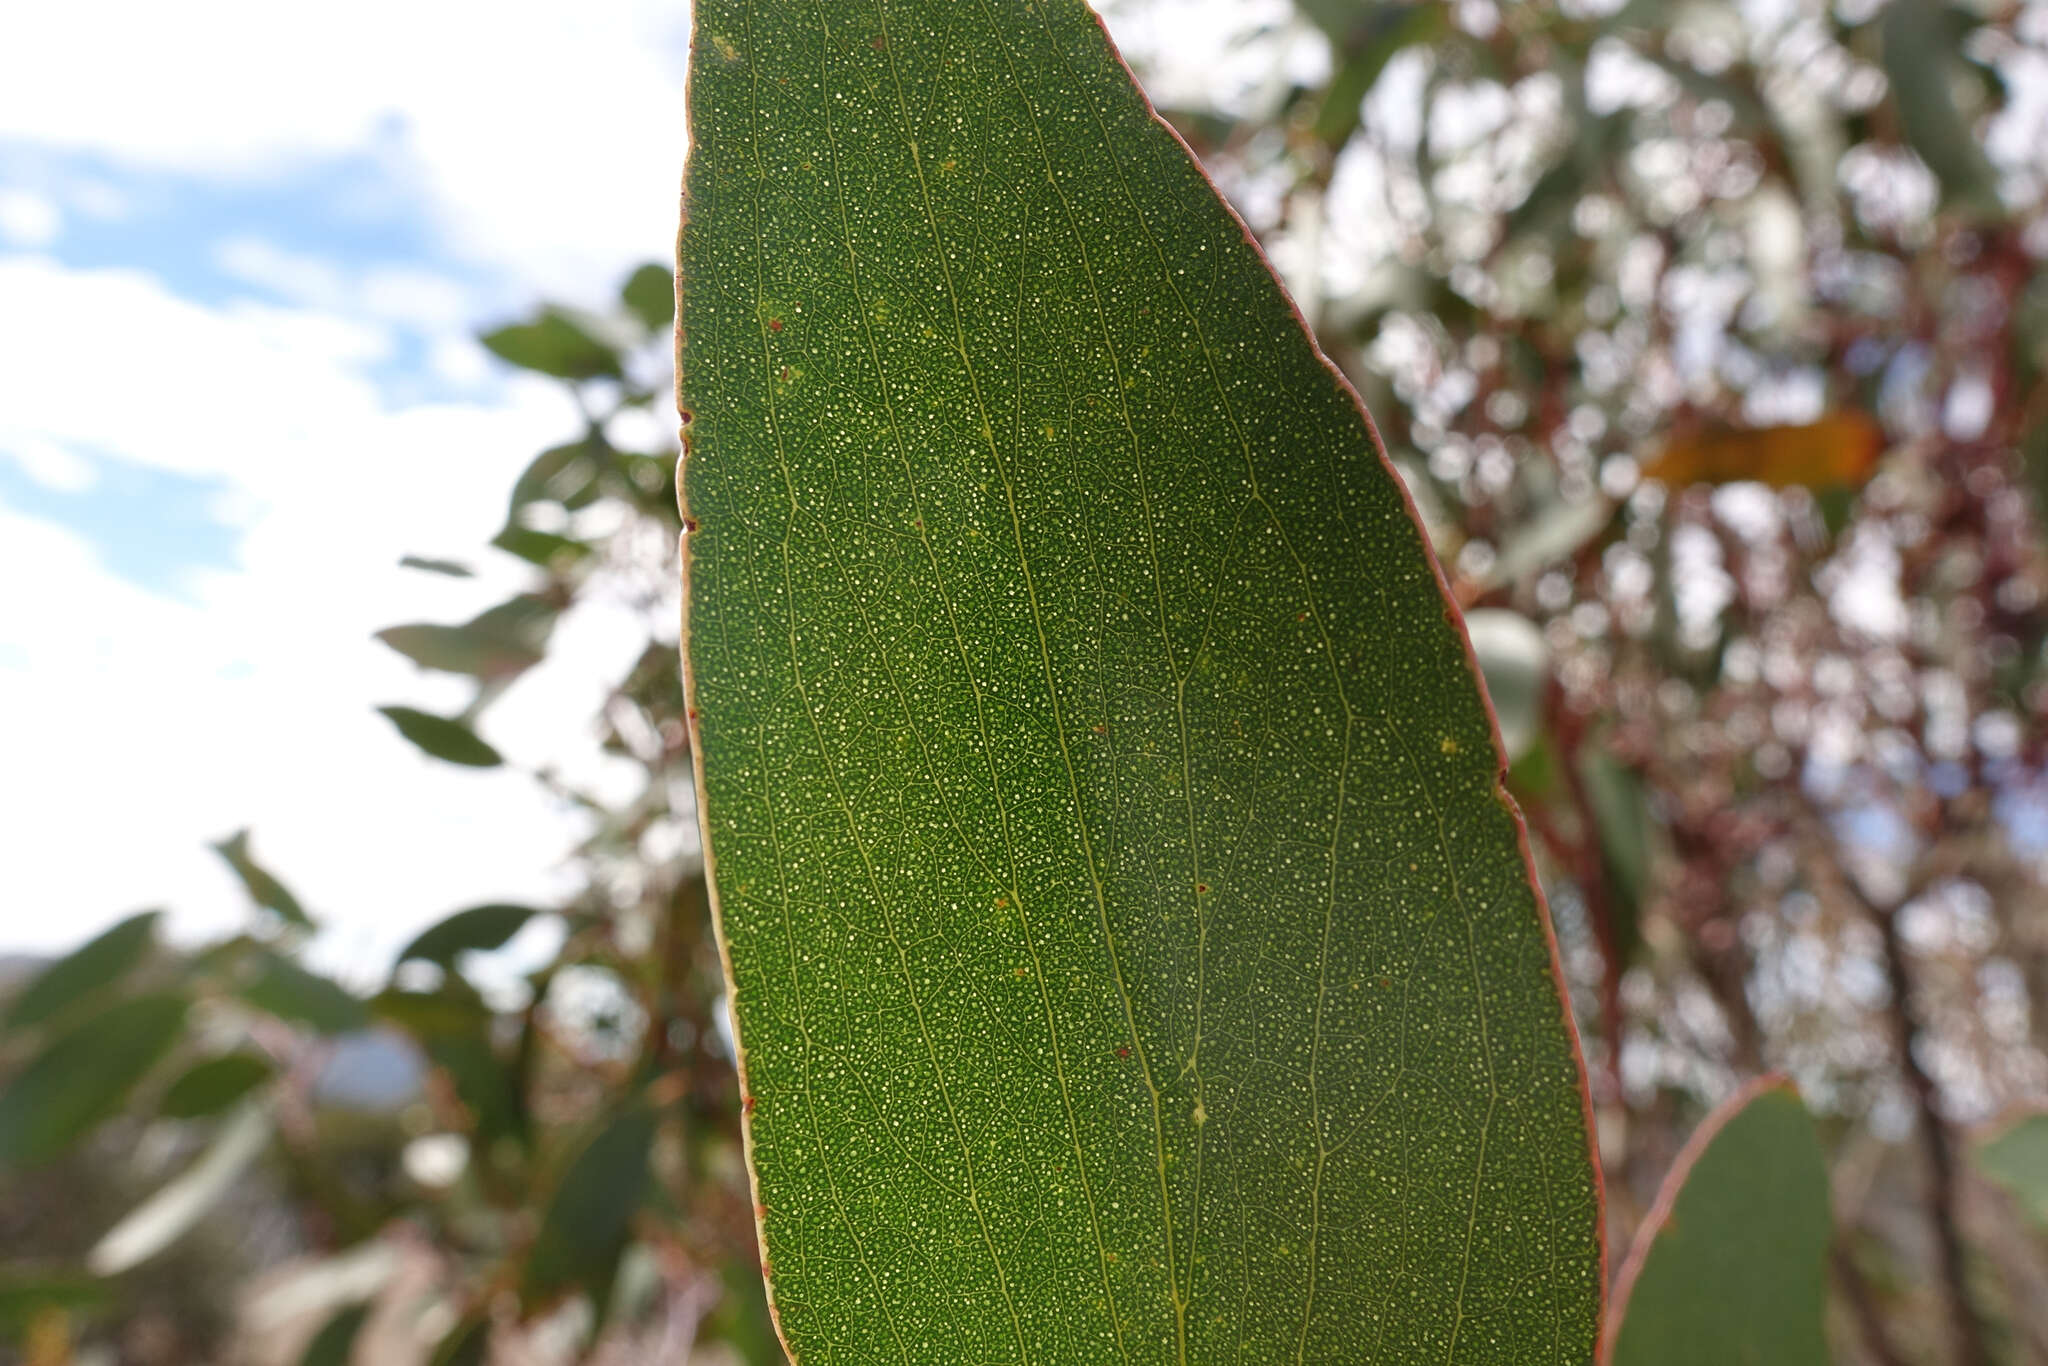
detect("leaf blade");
top-left (0, 993), bottom-right (189, 1167)
top-left (377, 707), bottom-right (504, 769)
top-left (1603, 1077), bottom-right (1832, 1366)
top-left (395, 904), bottom-right (539, 969)
top-left (2, 909), bottom-right (159, 1029)
top-left (679, 3), bottom-right (1600, 1360)
top-left (160, 1053), bottom-right (275, 1120)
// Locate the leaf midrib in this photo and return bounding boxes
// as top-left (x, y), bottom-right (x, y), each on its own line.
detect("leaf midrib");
top-left (699, 2), bottom-right (1545, 1357)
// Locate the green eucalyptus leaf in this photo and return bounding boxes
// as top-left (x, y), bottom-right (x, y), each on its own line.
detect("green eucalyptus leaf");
top-left (0, 993), bottom-right (189, 1167)
top-left (621, 262), bottom-right (678, 331)
top-left (1310, 3), bottom-right (1449, 147)
top-left (368, 986), bottom-right (494, 1039)
top-left (480, 308), bottom-right (623, 381)
top-left (426, 1032), bottom-right (526, 1150)
top-left (679, 2), bottom-right (1601, 1360)
top-left (298, 1302), bottom-right (372, 1366)
top-left (3, 910), bottom-right (159, 1030)
top-left (510, 439), bottom-right (606, 514)
top-left (396, 904), bottom-right (539, 969)
top-left (1604, 1078), bottom-right (1831, 1366)
top-left (88, 1103), bottom-right (272, 1274)
top-left (1578, 749), bottom-right (1653, 964)
top-left (1882, 0), bottom-right (2002, 217)
top-left (398, 555), bottom-right (474, 578)
top-left (237, 953), bottom-right (369, 1035)
top-left (1464, 609), bottom-right (1549, 762)
top-left (160, 1053), bottom-right (274, 1120)
top-left (426, 1313), bottom-right (490, 1366)
top-left (210, 829), bottom-right (313, 928)
top-left (375, 623), bottom-right (544, 682)
top-left (1975, 1109), bottom-right (2048, 1228)
top-left (0, 1273), bottom-right (110, 1335)
top-left (491, 524), bottom-right (593, 569)
top-left (377, 707), bottom-right (504, 769)
top-left (523, 1108), bottom-right (656, 1303)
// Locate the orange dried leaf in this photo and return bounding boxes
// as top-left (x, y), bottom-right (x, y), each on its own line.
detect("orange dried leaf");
top-left (1647, 412), bottom-right (1885, 491)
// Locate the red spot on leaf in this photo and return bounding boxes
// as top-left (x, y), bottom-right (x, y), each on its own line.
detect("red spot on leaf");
top-left (1116, 1046), bottom-right (1130, 1059)
top-left (768, 317), bottom-right (783, 332)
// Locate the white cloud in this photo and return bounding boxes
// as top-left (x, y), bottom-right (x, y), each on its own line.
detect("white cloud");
top-left (0, 188), bottom-right (61, 247)
top-left (0, 257), bottom-right (657, 983)
top-left (0, 0), bottom-right (689, 294)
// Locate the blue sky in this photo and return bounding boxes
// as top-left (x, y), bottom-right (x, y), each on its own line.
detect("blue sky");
top-left (0, 0), bottom-right (1317, 981)
top-left (0, 0), bottom-right (693, 980)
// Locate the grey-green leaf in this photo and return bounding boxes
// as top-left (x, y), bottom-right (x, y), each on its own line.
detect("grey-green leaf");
top-left (1975, 1109), bottom-right (2048, 1228)
top-left (522, 1108), bottom-right (656, 1302)
top-left (1882, 0), bottom-right (2002, 216)
top-left (678, 2), bottom-right (1601, 1360)
top-left (480, 308), bottom-right (623, 381)
top-left (0, 993), bottom-right (189, 1167)
top-left (211, 830), bottom-right (313, 928)
top-left (426, 1313), bottom-right (490, 1366)
top-left (622, 262), bottom-right (678, 331)
top-left (298, 1302), bottom-right (372, 1366)
top-left (237, 953), bottom-right (369, 1035)
top-left (376, 624), bottom-right (544, 681)
top-left (395, 905), bottom-right (539, 969)
top-left (1603, 1078), bottom-right (1831, 1366)
top-left (377, 707), bottom-right (504, 768)
top-left (160, 1053), bottom-right (275, 1120)
top-left (3, 910), bottom-right (159, 1029)
top-left (399, 554), bottom-right (475, 578)
top-left (88, 1102), bottom-right (273, 1274)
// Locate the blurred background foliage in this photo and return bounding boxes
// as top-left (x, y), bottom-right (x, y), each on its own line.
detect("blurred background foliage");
top-left (6, 0), bottom-right (2048, 1361)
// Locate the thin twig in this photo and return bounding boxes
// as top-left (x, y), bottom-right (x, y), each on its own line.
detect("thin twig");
top-left (1832, 1244), bottom-right (1912, 1366)
top-left (1855, 876), bottom-right (1992, 1366)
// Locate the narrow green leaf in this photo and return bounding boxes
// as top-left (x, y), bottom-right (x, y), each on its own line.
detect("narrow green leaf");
top-left (426, 1313), bottom-right (490, 1366)
top-left (491, 524), bottom-right (593, 569)
top-left (1974, 1109), bottom-right (2048, 1228)
top-left (426, 1033), bottom-right (526, 1149)
top-left (621, 262), bottom-right (678, 331)
top-left (88, 1103), bottom-right (272, 1274)
top-left (0, 993), bottom-right (189, 1167)
top-left (396, 905), bottom-right (539, 969)
top-left (377, 707), bottom-right (503, 769)
top-left (1604, 1078), bottom-right (1831, 1366)
top-left (160, 1053), bottom-right (274, 1119)
top-left (480, 308), bottom-right (622, 381)
top-left (399, 554), bottom-right (474, 578)
top-left (510, 439), bottom-right (605, 513)
top-left (211, 829), bottom-right (313, 928)
top-left (376, 624), bottom-right (543, 680)
top-left (3, 910), bottom-right (159, 1029)
top-left (298, 1301), bottom-right (372, 1366)
top-left (0, 1273), bottom-right (109, 1335)
top-left (1465, 609), bottom-right (1549, 763)
top-left (1579, 749), bottom-right (1653, 964)
top-left (678, 3), bottom-right (1601, 1360)
top-left (1882, 0), bottom-right (2002, 216)
top-left (1310, 3), bottom-right (1449, 147)
top-left (238, 953), bottom-right (369, 1035)
top-left (378, 594), bottom-right (558, 682)
top-left (368, 986), bottom-right (494, 1038)
top-left (522, 1108), bottom-right (655, 1302)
